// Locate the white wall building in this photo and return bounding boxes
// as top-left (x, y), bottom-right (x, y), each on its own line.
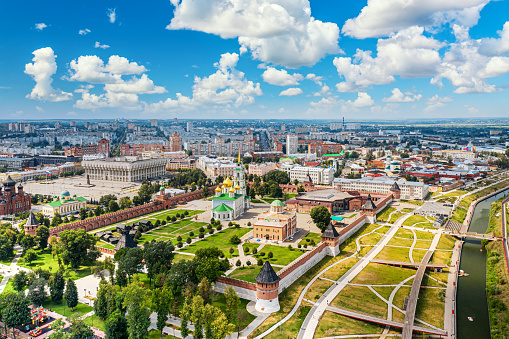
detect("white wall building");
top-left (333, 177), bottom-right (429, 200)
top-left (279, 166), bottom-right (334, 185)
top-left (286, 134), bottom-right (298, 155)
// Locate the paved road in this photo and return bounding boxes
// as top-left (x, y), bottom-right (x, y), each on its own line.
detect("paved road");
top-left (401, 231), bottom-right (442, 339)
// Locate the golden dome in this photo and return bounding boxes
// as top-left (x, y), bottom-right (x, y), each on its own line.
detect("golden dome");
top-left (234, 184), bottom-right (241, 190)
top-left (229, 187), bottom-right (235, 193)
top-left (215, 186), bottom-right (221, 192)
top-left (223, 177), bottom-right (233, 187)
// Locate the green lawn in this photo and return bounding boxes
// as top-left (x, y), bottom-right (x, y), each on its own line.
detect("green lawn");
top-left (83, 314), bottom-right (106, 332)
top-left (376, 206), bottom-right (396, 222)
top-left (96, 241), bottom-right (115, 250)
top-left (179, 228), bottom-right (250, 257)
top-left (42, 299), bottom-right (93, 318)
top-left (451, 206), bottom-right (467, 224)
top-left (243, 244), bottom-right (305, 266)
top-left (298, 232), bottom-right (322, 246)
top-left (17, 249), bottom-right (91, 281)
top-left (251, 199), bottom-right (264, 203)
top-left (1, 279), bottom-right (18, 295)
top-left (389, 212), bottom-right (405, 223)
top-left (173, 253), bottom-right (194, 262)
top-left (227, 265), bottom-right (282, 283)
top-left (212, 293), bottom-right (256, 330)
top-left (402, 215), bottom-right (429, 226)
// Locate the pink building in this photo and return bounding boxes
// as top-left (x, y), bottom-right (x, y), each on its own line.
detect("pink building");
top-left (248, 162), bottom-right (278, 176)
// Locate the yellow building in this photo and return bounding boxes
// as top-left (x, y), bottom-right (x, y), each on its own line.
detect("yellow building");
top-left (42, 190), bottom-right (87, 217)
top-left (253, 200), bottom-right (297, 242)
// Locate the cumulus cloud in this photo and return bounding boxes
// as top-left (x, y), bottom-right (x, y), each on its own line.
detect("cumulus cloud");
top-left (145, 52), bottom-right (262, 112)
top-left (431, 25), bottom-right (509, 94)
top-left (95, 41), bottom-right (110, 49)
top-left (334, 26), bottom-right (443, 92)
top-left (424, 95), bottom-right (452, 111)
top-left (68, 55), bottom-right (147, 84)
top-left (167, 0), bottom-right (340, 67)
top-left (35, 23), bottom-right (48, 31)
top-left (479, 22), bottom-right (509, 56)
top-left (24, 47), bottom-right (72, 102)
top-left (342, 0), bottom-right (489, 38)
top-left (79, 28), bottom-right (91, 35)
top-left (347, 92), bottom-right (375, 108)
top-left (107, 8), bottom-right (116, 23)
top-left (262, 67), bottom-right (303, 86)
top-left (383, 88), bottom-right (422, 102)
top-left (279, 88), bottom-right (303, 96)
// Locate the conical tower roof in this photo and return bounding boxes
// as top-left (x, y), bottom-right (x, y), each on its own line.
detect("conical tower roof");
top-left (26, 212), bottom-right (39, 227)
top-left (3, 175), bottom-right (15, 187)
top-left (255, 261), bottom-right (280, 284)
top-left (390, 181), bottom-right (400, 191)
top-left (362, 194), bottom-right (376, 210)
top-left (321, 222), bottom-right (339, 238)
top-left (115, 226), bottom-right (138, 251)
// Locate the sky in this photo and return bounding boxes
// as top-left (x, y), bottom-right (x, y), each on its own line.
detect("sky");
top-left (1, 0), bottom-right (509, 121)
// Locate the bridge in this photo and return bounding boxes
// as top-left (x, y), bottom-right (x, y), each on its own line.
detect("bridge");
top-left (402, 232), bottom-right (443, 339)
top-left (326, 305), bottom-right (447, 337)
top-left (371, 259), bottom-right (447, 270)
top-left (443, 231), bottom-right (500, 240)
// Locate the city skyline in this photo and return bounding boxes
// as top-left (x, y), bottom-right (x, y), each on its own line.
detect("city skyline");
top-left (2, 0), bottom-right (509, 120)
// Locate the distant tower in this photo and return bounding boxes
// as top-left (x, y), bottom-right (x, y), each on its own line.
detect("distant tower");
top-left (24, 212), bottom-right (40, 236)
top-left (361, 194), bottom-right (377, 223)
top-left (321, 223), bottom-right (340, 256)
top-left (390, 182), bottom-right (401, 200)
top-left (342, 117), bottom-right (345, 131)
top-left (255, 261), bottom-right (280, 313)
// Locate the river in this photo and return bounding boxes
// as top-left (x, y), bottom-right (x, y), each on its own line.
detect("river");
top-left (457, 190), bottom-right (509, 339)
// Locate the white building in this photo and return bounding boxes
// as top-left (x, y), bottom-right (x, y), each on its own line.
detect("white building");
top-left (211, 165), bottom-right (250, 220)
top-left (286, 134), bottom-right (298, 155)
top-left (346, 123), bottom-right (361, 130)
top-left (329, 122), bottom-right (343, 131)
top-left (83, 156), bottom-right (167, 182)
top-left (42, 190), bottom-right (87, 217)
top-left (333, 177), bottom-right (428, 200)
top-left (280, 166), bottom-right (334, 185)
top-left (432, 149), bottom-right (477, 159)
top-left (187, 121), bottom-right (194, 132)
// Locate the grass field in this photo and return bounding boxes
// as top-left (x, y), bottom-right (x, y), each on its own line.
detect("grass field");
top-left (227, 265), bottom-right (281, 283)
top-left (377, 206), bottom-right (396, 222)
top-left (243, 244), bottom-right (305, 266)
top-left (351, 263), bottom-right (415, 286)
top-left (298, 232), bottom-right (322, 246)
top-left (389, 212), bottom-right (405, 223)
top-left (402, 215), bottom-right (429, 226)
top-left (415, 288), bottom-right (445, 328)
top-left (17, 249), bottom-right (91, 280)
top-left (451, 206), bottom-right (468, 224)
top-left (42, 299), bottom-right (93, 318)
top-left (436, 234), bottom-right (456, 250)
top-left (261, 305), bottom-right (312, 339)
top-left (179, 227), bottom-right (250, 257)
top-left (332, 285), bottom-right (388, 318)
top-left (315, 311), bottom-right (384, 337)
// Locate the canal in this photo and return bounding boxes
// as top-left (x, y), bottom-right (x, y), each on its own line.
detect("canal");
top-left (457, 190), bottom-right (509, 339)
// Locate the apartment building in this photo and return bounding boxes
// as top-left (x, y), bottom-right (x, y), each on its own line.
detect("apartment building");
top-left (279, 166), bottom-right (334, 185)
top-left (248, 162), bottom-right (278, 176)
top-left (333, 177), bottom-right (428, 200)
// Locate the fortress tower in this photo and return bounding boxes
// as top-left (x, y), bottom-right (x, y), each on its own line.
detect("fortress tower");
top-left (321, 222), bottom-right (341, 256)
top-left (255, 261), bottom-right (281, 313)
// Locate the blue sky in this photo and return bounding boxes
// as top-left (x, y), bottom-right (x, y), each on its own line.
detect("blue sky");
top-left (1, 0), bottom-right (509, 120)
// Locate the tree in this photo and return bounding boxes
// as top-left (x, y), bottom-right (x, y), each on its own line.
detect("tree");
top-left (94, 206), bottom-right (104, 217)
top-left (64, 279), bottom-right (78, 311)
top-left (119, 197), bottom-right (132, 210)
top-left (35, 225), bottom-right (50, 250)
top-left (229, 235), bottom-right (241, 245)
top-left (69, 316), bottom-right (94, 339)
top-left (109, 200), bottom-right (120, 212)
top-left (95, 280), bottom-right (109, 319)
top-left (123, 276), bottom-right (151, 339)
top-left (20, 234), bottom-right (36, 249)
top-left (310, 205), bottom-right (331, 232)
top-left (59, 229), bottom-right (98, 269)
top-left (267, 251), bottom-right (273, 259)
top-left (28, 278), bottom-right (47, 305)
top-left (165, 260), bottom-right (199, 294)
top-left (212, 312), bottom-right (234, 339)
top-left (50, 270), bottom-right (65, 303)
top-left (48, 319), bottom-right (71, 339)
top-left (12, 271), bottom-right (28, 292)
top-left (198, 277), bottom-right (211, 304)
top-left (138, 184), bottom-right (153, 204)
top-left (224, 286), bottom-right (240, 323)
top-left (24, 249), bottom-right (38, 265)
top-left (1, 292), bottom-right (31, 338)
top-left (105, 310), bottom-right (128, 339)
top-left (193, 247), bottom-right (230, 282)
top-left (151, 287), bottom-right (173, 339)
top-left (99, 194), bottom-right (117, 206)
top-left (0, 234), bottom-right (14, 261)
top-left (79, 208), bottom-right (88, 220)
top-left (117, 247), bottom-right (144, 281)
top-left (202, 185), bottom-right (210, 198)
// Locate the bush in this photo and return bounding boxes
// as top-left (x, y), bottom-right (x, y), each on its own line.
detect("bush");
top-left (186, 237), bottom-right (192, 244)
top-left (246, 260), bottom-right (251, 266)
top-left (487, 284), bottom-right (501, 296)
top-left (257, 258), bottom-right (263, 266)
top-left (298, 244), bottom-right (302, 248)
top-left (210, 218), bottom-right (215, 223)
top-left (217, 225), bottom-right (222, 231)
top-left (199, 233), bottom-right (204, 239)
top-left (177, 236), bottom-right (182, 242)
top-left (244, 246), bottom-right (250, 254)
top-left (171, 216), bottom-right (176, 222)
top-left (207, 224), bottom-right (213, 230)
top-left (267, 252), bottom-right (273, 259)
top-left (247, 221), bottom-right (251, 226)
top-left (490, 298), bottom-right (507, 311)
top-left (252, 248), bottom-right (258, 254)
top-left (228, 222), bottom-right (233, 227)
top-left (230, 235), bottom-right (241, 245)
top-left (190, 232), bottom-right (194, 237)
top-left (184, 211), bottom-right (189, 216)
top-left (176, 213), bottom-right (181, 218)
top-left (161, 220), bottom-right (166, 225)
top-left (306, 238), bottom-right (310, 242)
top-left (166, 216), bottom-right (171, 221)
top-left (209, 229), bottom-right (214, 235)
top-left (303, 244), bottom-right (308, 249)
top-left (259, 252), bottom-right (265, 257)
top-left (199, 227), bottom-right (205, 233)
top-left (236, 260), bottom-right (242, 267)
top-left (177, 242), bottom-right (183, 248)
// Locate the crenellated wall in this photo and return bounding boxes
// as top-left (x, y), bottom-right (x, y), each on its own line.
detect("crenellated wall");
top-left (214, 276), bottom-right (257, 301)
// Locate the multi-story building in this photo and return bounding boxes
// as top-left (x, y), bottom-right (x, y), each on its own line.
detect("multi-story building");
top-left (166, 158), bottom-right (196, 171)
top-left (253, 200), bottom-right (297, 242)
top-left (248, 162), bottom-right (278, 176)
top-left (188, 141), bottom-right (255, 156)
top-left (187, 121), bottom-right (194, 132)
top-left (42, 190), bottom-right (87, 217)
top-left (432, 149), bottom-right (477, 159)
top-left (151, 119), bottom-right (158, 127)
top-left (169, 132), bottom-right (182, 152)
top-left (64, 138), bottom-right (110, 158)
top-left (8, 121), bottom-right (34, 134)
top-left (83, 156), bottom-right (167, 182)
top-left (286, 134), bottom-right (298, 155)
top-left (121, 144), bottom-right (169, 156)
top-left (307, 141), bottom-right (344, 156)
top-left (0, 176), bottom-right (31, 216)
top-left (333, 177), bottom-right (428, 200)
top-left (329, 122), bottom-right (343, 131)
top-left (279, 166), bottom-right (334, 185)
top-left (346, 123), bottom-right (361, 130)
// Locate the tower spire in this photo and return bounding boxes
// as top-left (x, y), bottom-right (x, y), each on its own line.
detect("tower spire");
top-left (238, 147), bottom-right (241, 164)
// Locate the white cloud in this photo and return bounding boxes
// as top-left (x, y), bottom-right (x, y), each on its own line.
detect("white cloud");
top-left (24, 47), bottom-right (72, 102)
top-left (35, 23), bottom-right (48, 31)
top-left (342, 0), bottom-right (489, 38)
top-left (167, 0), bottom-right (341, 67)
top-left (383, 88), bottom-right (422, 102)
top-left (431, 25), bottom-right (509, 94)
top-left (68, 55), bottom-right (147, 84)
top-left (107, 8), bottom-right (117, 23)
top-left (146, 52), bottom-right (262, 112)
top-left (348, 92), bottom-right (375, 108)
top-left (279, 88), bottom-right (303, 96)
top-left (95, 41), bottom-right (110, 49)
top-left (262, 67), bottom-right (303, 86)
top-left (479, 22), bottom-right (509, 56)
top-left (425, 95), bottom-right (452, 111)
top-left (334, 26), bottom-right (443, 92)
top-left (79, 28), bottom-right (91, 35)
top-left (35, 106), bottom-right (45, 112)
top-left (464, 104), bottom-right (479, 114)
top-left (104, 74), bottom-right (166, 94)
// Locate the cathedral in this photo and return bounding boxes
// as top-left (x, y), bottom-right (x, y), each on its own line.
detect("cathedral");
top-left (211, 161), bottom-right (250, 221)
top-left (0, 176), bottom-right (31, 216)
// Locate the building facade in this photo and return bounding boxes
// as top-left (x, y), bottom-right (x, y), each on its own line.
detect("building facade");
top-left (253, 200), bottom-right (297, 242)
top-left (286, 134), bottom-right (298, 155)
top-left (333, 177), bottom-right (428, 200)
top-left (65, 138), bottom-right (110, 157)
top-left (0, 176), bottom-right (31, 216)
top-left (169, 132), bottom-right (182, 152)
top-left (42, 190), bottom-right (87, 217)
top-left (83, 156), bottom-right (167, 182)
top-left (248, 162), bottom-right (278, 176)
top-left (211, 165), bottom-right (250, 220)
top-left (280, 166), bottom-right (334, 185)
top-left (166, 158), bottom-right (196, 171)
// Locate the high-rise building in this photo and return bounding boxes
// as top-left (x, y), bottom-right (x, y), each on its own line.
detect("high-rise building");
top-left (187, 121), bottom-right (193, 132)
top-left (169, 132), bottom-right (182, 152)
top-left (330, 122), bottom-right (343, 130)
top-left (286, 134), bottom-right (298, 155)
top-left (151, 119), bottom-right (158, 127)
top-left (346, 123), bottom-right (361, 130)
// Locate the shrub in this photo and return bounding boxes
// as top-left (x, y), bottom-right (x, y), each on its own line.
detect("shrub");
top-left (166, 216), bottom-right (171, 221)
top-left (288, 245), bottom-right (292, 250)
top-left (161, 220), bottom-right (166, 225)
top-left (259, 252), bottom-right (265, 257)
top-left (257, 258), bottom-right (263, 266)
top-left (236, 260), bottom-right (241, 267)
top-left (298, 244), bottom-right (302, 248)
top-left (176, 213), bottom-right (181, 218)
top-left (217, 225), bottom-right (222, 231)
top-left (230, 235), bottom-right (241, 245)
top-left (171, 216), bottom-right (176, 222)
top-left (177, 236), bottom-right (182, 242)
top-left (247, 221), bottom-right (251, 226)
top-left (306, 238), bottom-right (310, 242)
top-left (186, 237), bottom-right (192, 244)
top-left (199, 233), bottom-right (204, 239)
top-left (487, 284), bottom-right (501, 296)
top-left (199, 227), bottom-right (205, 233)
top-left (190, 232), bottom-right (194, 237)
top-left (219, 252), bottom-right (225, 258)
top-left (228, 222), bottom-right (233, 227)
top-left (244, 246), bottom-right (250, 254)
top-left (177, 242), bottom-right (183, 248)
top-left (184, 211), bottom-right (189, 216)
top-left (209, 229), bottom-right (214, 235)
top-left (303, 244), bottom-right (308, 249)
top-left (210, 218), bottom-right (215, 223)
top-left (207, 224), bottom-right (213, 230)
top-left (267, 252), bottom-right (273, 259)
top-left (252, 248), bottom-right (258, 254)
top-left (246, 260), bottom-right (251, 266)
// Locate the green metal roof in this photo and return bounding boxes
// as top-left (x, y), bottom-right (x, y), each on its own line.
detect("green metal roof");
top-left (47, 196), bottom-right (86, 207)
top-left (212, 203), bottom-right (234, 212)
top-left (211, 193), bottom-right (244, 201)
top-left (322, 153), bottom-right (343, 157)
top-left (270, 199), bottom-right (284, 207)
